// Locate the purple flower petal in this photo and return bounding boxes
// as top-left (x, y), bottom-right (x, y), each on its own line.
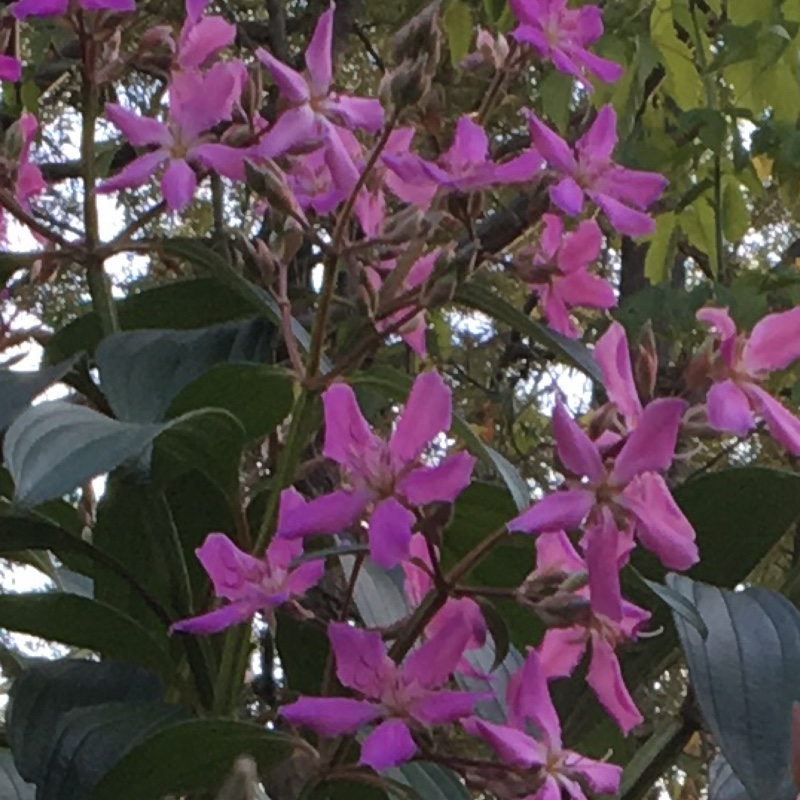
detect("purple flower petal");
top-left (450, 116), bottom-right (490, 167)
top-left (564, 751), bottom-right (622, 794)
top-left (285, 559), bottom-right (326, 595)
top-left (508, 489), bottom-right (595, 534)
top-left (191, 143), bottom-right (248, 182)
top-left (541, 289), bottom-right (577, 338)
top-left (619, 473), bottom-right (699, 570)
top-left (744, 384), bottom-right (800, 456)
top-left (585, 518), bottom-right (624, 622)
top-left (604, 166), bottom-right (668, 209)
top-left (587, 635), bottom-right (642, 734)
top-left (194, 533), bottom-right (260, 601)
top-left (277, 488), bottom-right (368, 539)
top-left (398, 452), bottom-right (475, 506)
top-left (410, 690), bottom-right (488, 725)
top-left (329, 622), bottom-right (395, 697)
top-left (403, 611), bottom-right (473, 688)
top-left (552, 401), bottom-right (605, 482)
top-left (557, 270), bottom-right (616, 310)
top-left (592, 192), bottom-right (655, 237)
top-left (325, 96), bottom-right (384, 134)
top-left (179, 16), bottom-right (236, 69)
top-left (259, 105), bottom-right (320, 160)
top-left (0, 56), bottom-right (22, 83)
top-left (551, 176), bottom-right (585, 216)
top-left (281, 696), bottom-right (382, 736)
top-left (577, 106), bottom-right (617, 163)
top-left (161, 158), bottom-right (197, 212)
top-left (558, 219), bottom-right (602, 272)
top-left (507, 648), bottom-right (561, 744)
top-left (256, 48), bottom-right (310, 104)
top-left (368, 497), bottom-right (414, 569)
top-left (706, 379), bottom-right (754, 436)
top-left (539, 627), bottom-right (587, 678)
top-left (462, 717), bottom-right (546, 767)
top-left (322, 382), bottom-right (379, 468)
top-left (305, 3), bottom-right (334, 96)
top-left (539, 213), bottom-right (564, 259)
top-left (525, 110), bottom-right (577, 173)
top-left (594, 322), bottom-right (641, 424)
top-left (490, 149), bottom-right (544, 184)
top-left (359, 719), bottom-right (417, 771)
top-left (391, 371), bottom-right (452, 465)
top-left (81, 0), bottom-right (135, 11)
top-left (105, 103), bottom-right (170, 147)
top-left (97, 150), bottom-right (168, 193)
top-left (11, 0), bottom-right (68, 18)
top-left (611, 397), bottom-right (686, 486)
top-left (171, 601), bottom-right (255, 635)
top-left (578, 49), bottom-right (625, 83)
top-left (743, 306), bottom-right (800, 374)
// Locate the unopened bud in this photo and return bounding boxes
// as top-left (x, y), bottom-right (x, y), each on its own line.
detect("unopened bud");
top-left (244, 158), bottom-right (307, 225)
top-left (635, 320), bottom-right (658, 403)
top-left (392, 2), bottom-right (442, 64)
top-left (380, 53), bottom-right (433, 115)
top-left (241, 67), bottom-right (263, 122)
top-left (137, 24), bottom-right (175, 55)
top-left (529, 592), bottom-right (592, 628)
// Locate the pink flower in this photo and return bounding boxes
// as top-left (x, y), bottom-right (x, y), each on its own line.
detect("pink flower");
top-left (510, 0), bottom-right (623, 89)
top-left (533, 526), bottom-right (650, 733)
top-left (278, 372), bottom-right (476, 569)
top-left (366, 250), bottom-right (439, 357)
top-left (403, 534), bottom-right (487, 674)
top-left (509, 399), bottom-right (698, 571)
top-left (280, 615), bottom-right (489, 771)
top-left (383, 115), bottom-right (542, 204)
top-left (464, 646), bottom-right (623, 795)
top-left (98, 63), bottom-right (248, 212)
top-left (256, 3), bottom-right (383, 168)
top-left (696, 306), bottom-right (800, 454)
top-left (170, 531), bottom-right (324, 635)
top-left (594, 321), bottom-right (642, 431)
top-left (515, 214), bottom-right (615, 338)
top-left (525, 106), bottom-right (668, 237)
top-left (175, 0), bottom-right (235, 70)
top-left (11, 0), bottom-right (133, 20)
top-left (0, 113), bottom-right (46, 243)
top-left (0, 56), bottom-right (21, 83)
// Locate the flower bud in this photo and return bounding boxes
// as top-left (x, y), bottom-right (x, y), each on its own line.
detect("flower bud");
top-left (392, 2), bottom-right (442, 65)
top-left (635, 320), bottom-right (658, 403)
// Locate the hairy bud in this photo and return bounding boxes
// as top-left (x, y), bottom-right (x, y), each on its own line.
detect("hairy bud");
top-left (635, 320), bottom-right (658, 403)
top-left (392, 2), bottom-right (442, 65)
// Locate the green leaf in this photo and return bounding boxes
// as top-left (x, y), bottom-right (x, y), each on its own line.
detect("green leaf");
top-left (0, 750), bottom-right (35, 800)
top-left (167, 364), bottom-right (294, 441)
top-left (95, 320), bottom-right (276, 424)
top-left (161, 238), bottom-right (332, 373)
top-left (644, 212), bottom-right (678, 284)
top-left (0, 593), bottom-right (173, 677)
top-left (444, 0), bottom-right (473, 65)
top-left (679, 197), bottom-right (718, 276)
top-left (3, 402), bottom-right (241, 508)
top-left (390, 762), bottom-right (472, 800)
top-left (45, 279), bottom-right (258, 365)
top-left (650, 0), bottom-right (704, 109)
top-left (482, 0), bottom-right (505, 23)
top-left (669, 574), bottom-right (800, 800)
top-left (722, 176), bottom-right (751, 242)
top-left (7, 660), bottom-right (166, 788)
top-left (635, 572), bottom-right (708, 638)
top-left (454, 280), bottom-right (604, 384)
top-left (539, 70), bottom-right (574, 133)
top-left (0, 357), bottom-right (78, 433)
top-left (92, 719), bottom-right (302, 800)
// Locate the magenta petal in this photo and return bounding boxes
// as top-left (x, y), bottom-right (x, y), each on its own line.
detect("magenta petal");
top-left (411, 690), bottom-right (488, 725)
top-left (697, 306), bottom-right (736, 340)
top-left (391, 371), bottom-right (452, 465)
top-left (619, 473), bottom-right (699, 570)
top-left (592, 192), bottom-right (655, 237)
top-left (706, 379), bottom-right (754, 436)
top-left (579, 49), bottom-right (625, 83)
top-left (551, 177), bottom-right (585, 216)
top-left (192, 143), bottom-right (247, 182)
top-left (277, 488), bottom-right (368, 538)
top-left (179, 16), bottom-right (236, 69)
top-left (566, 752), bottom-right (622, 794)
top-left (508, 489), bottom-right (595, 534)
top-left (404, 611), bottom-right (472, 688)
top-left (605, 166), bottom-right (668, 209)
top-left (536, 530), bottom-right (585, 574)
top-left (491, 150), bottom-right (544, 184)
top-left (326, 96), bottom-right (384, 134)
top-left (170, 601), bottom-right (254, 635)
top-left (525, 110), bottom-right (577, 173)
top-left (0, 56), bottom-right (22, 83)
top-left (540, 213), bottom-right (564, 258)
top-left (508, 648), bottom-right (561, 744)
top-left (595, 322), bottom-right (641, 423)
top-left (256, 48), bottom-right (310, 104)
top-left (105, 103), bottom-right (170, 147)
top-left (285, 560), bottom-right (326, 595)
top-left (450, 116), bottom-right (489, 165)
top-left (81, 0), bottom-right (135, 10)
top-left (360, 719), bottom-right (417, 771)
top-left (587, 635), bottom-right (642, 734)
top-left (542, 289), bottom-right (577, 338)
top-left (281, 697), bottom-right (382, 736)
top-left (322, 382), bottom-right (379, 467)
top-left (305, 4), bottom-right (334, 96)
top-left (329, 621), bottom-right (394, 697)
top-left (743, 306), bottom-right (800, 373)
top-left (195, 533), bottom-right (260, 601)
top-left (552, 402), bottom-right (605, 482)
top-left (161, 158), bottom-right (197, 212)
top-left (260, 106), bottom-right (320, 160)
top-left (11, 0), bottom-right (67, 17)
top-left (368, 497), bottom-right (414, 569)
top-left (577, 106), bottom-right (617, 163)
top-left (558, 271), bottom-right (616, 310)
top-left (539, 627), bottom-right (587, 678)
top-left (398, 452), bottom-right (475, 505)
top-left (97, 150), bottom-right (168, 193)
top-left (611, 397), bottom-right (687, 485)
top-left (462, 718), bottom-right (546, 767)
top-left (559, 219), bottom-right (602, 272)
top-left (744, 384), bottom-right (800, 456)
top-left (584, 521), bottom-right (623, 622)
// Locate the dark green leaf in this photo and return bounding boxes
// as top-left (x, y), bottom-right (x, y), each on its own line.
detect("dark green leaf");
top-left (7, 660), bottom-right (165, 786)
top-left (167, 364), bottom-right (294, 441)
top-left (92, 719), bottom-right (302, 800)
top-left (275, 612), bottom-right (330, 695)
top-left (635, 571), bottom-right (708, 638)
top-left (444, 0), bottom-right (472, 65)
top-left (95, 320), bottom-right (276, 424)
top-left (0, 749), bottom-right (35, 800)
top-left (668, 574), bottom-right (800, 800)
top-left (0, 593), bottom-right (173, 677)
top-left (0, 357), bottom-right (77, 433)
top-left (454, 281), bottom-right (604, 384)
top-left (709, 754), bottom-right (750, 800)
top-left (390, 762), bottom-right (472, 800)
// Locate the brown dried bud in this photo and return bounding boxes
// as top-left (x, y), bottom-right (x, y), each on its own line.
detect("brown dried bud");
top-left (530, 591), bottom-right (593, 628)
top-left (244, 159), bottom-right (307, 225)
top-left (241, 67), bottom-right (263, 123)
top-left (137, 24), bottom-right (175, 56)
top-left (634, 320), bottom-right (658, 403)
top-left (392, 2), bottom-right (442, 65)
top-left (379, 53), bottom-right (433, 115)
